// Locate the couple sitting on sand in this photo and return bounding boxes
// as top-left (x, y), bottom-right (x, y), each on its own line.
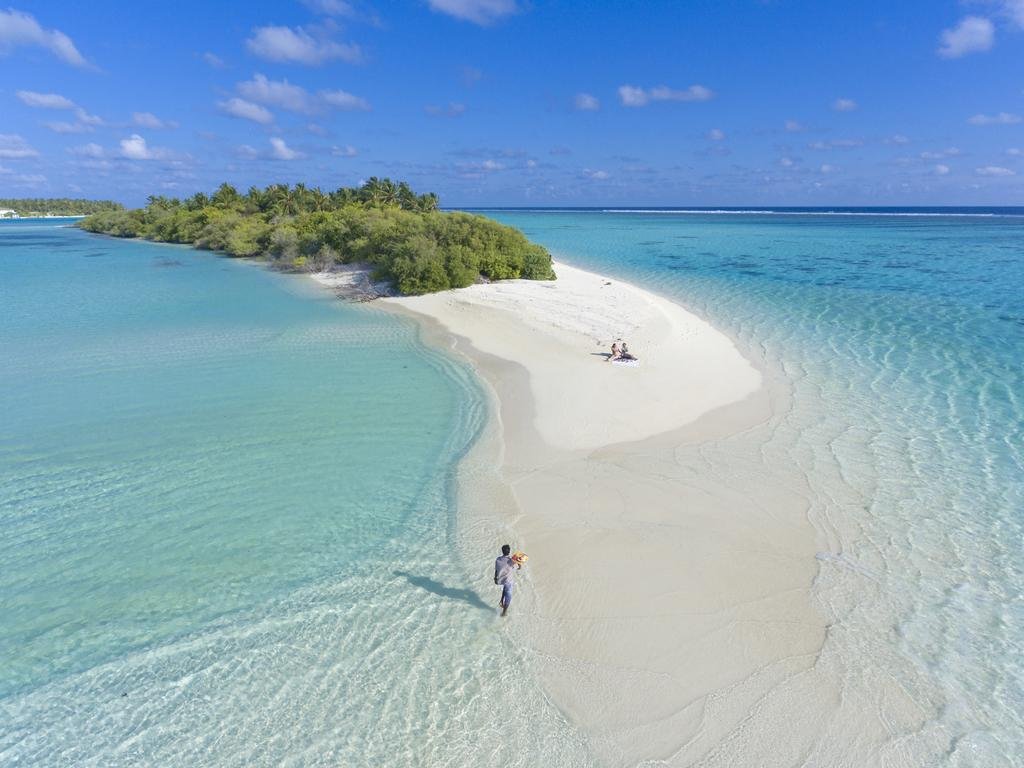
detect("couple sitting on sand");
top-left (608, 341), bottom-right (637, 362)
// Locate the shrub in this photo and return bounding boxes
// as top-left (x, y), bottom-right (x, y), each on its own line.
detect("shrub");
top-left (78, 181), bottom-right (554, 295)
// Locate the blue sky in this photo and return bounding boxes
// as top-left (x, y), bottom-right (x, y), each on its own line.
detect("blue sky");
top-left (1, 0), bottom-right (1023, 206)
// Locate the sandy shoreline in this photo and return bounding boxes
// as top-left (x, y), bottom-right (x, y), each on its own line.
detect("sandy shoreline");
top-left (315, 261), bottom-right (828, 764)
top-left (373, 262), bottom-right (828, 764)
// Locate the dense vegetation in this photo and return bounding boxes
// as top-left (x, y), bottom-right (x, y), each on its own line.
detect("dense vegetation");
top-left (0, 198), bottom-right (123, 216)
top-left (79, 179), bottom-right (554, 295)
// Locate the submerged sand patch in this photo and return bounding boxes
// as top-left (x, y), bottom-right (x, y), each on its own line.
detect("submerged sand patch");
top-left (379, 262), bottom-right (827, 764)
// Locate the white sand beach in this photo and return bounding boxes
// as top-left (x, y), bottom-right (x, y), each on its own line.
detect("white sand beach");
top-left (380, 263), bottom-right (829, 765)
top-left (392, 263), bottom-right (761, 452)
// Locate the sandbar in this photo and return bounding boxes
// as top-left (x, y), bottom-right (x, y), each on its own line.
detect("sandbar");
top-left (379, 262), bottom-right (827, 764)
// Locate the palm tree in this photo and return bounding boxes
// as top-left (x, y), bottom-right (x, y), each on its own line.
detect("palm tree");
top-left (310, 186), bottom-right (328, 212)
top-left (184, 192), bottom-right (210, 211)
top-left (381, 179), bottom-right (399, 206)
top-left (330, 187), bottom-right (356, 208)
top-left (211, 183), bottom-right (241, 209)
top-left (360, 177), bottom-right (385, 205)
top-left (146, 195), bottom-right (177, 210)
top-left (292, 182), bottom-right (310, 214)
top-left (263, 183), bottom-right (290, 215)
top-left (397, 181), bottom-right (417, 211)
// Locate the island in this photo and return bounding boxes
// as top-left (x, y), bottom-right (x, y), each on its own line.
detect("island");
top-left (79, 180), bottom-right (554, 295)
top-left (0, 198), bottom-right (123, 218)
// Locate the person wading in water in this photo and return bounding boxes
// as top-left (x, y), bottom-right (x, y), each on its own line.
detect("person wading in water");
top-left (493, 544), bottom-right (520, 617)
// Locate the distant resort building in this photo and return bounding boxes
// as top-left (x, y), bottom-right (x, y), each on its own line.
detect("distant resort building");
top-left (0, 209), bottom-right (19, 218)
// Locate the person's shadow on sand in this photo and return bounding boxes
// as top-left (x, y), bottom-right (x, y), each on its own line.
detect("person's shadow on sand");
top-left (393, 570), bottom-right (492, 611)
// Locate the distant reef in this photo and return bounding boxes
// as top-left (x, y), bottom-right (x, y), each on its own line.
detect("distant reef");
top-left (1, 198), bottom-right (123, 217)
top-left (79, 180), bottom-right (554, 295)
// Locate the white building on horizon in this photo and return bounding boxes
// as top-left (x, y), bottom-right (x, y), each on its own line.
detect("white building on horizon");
top-left (0, 209), bottom-right (18, 218)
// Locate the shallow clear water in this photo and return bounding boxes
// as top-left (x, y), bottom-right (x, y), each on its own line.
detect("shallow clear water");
top-left (485, 209), bottom-right (1024, 765)
top-left (3, 214), bottom-right (1022, 765)
top-left (0, 221), bottom-right (590, 766)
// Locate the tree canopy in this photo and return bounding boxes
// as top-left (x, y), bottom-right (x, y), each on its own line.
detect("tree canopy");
top-left (79, 179), bottom-right (554, 295)
top-left (0, 198), bottom-right (123, 216)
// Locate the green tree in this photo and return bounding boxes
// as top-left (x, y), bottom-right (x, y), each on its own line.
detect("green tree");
top-left (77, 180), bottom-right (555, 295)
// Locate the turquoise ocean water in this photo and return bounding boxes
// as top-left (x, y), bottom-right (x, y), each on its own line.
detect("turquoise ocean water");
top-left (0, 221), bottom-right (589, 766)
top-left (483, 208), bottom-right (1023, 765)
top-left (1, 212), bottom-right (1022, 765)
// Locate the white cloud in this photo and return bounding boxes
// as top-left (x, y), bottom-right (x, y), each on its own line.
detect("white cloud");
top-left (938, 16), bottom-right (995, 58)
top-left (819, 164), bottom-right (838, 173)
top-left (1000, 0), bottom-right (1024, 27)
top-left (321, 89), bottom-right (371, 111)
top-left (885, 134), bottom-right (910, 145)
top-left (332, 144), bottom-right (358, 157)
top-left (0, 134), bottom-right (38, 158)
top-left (920, 147), bottom-right (961, 159)
top-left (236, 144), bottom-right (259, 159)
top-left (246, 25), bottom-right (361, 65)
top-left (784, 119), bottom-right (805, 132)
top-left (976, 165), bottom-right (1015, 176)
top-left (707, 128), bottom-right (726, 141)
top-left (968, 111), bottom-right (1021, 125)
top-left (269, 137), bottom-right (303, 160)
top-left (0, 9), bottom-right (89, 67)
top-left (833, 98), bottom-right (857, 112)
top-left (618, 84), bottom-right (714, 107)
top-left (808, 138), bottom-right (864, 150)
top-left (1007, 147), bottom-right (1022, 156)
top-left (458, 159), bottom-right (504, 173)
top-left (202, 52), bottom-right (225, 68)
top-left (16, 91), bottom-right (102, 134)
top-left (45, 121), bottom-right (90, 134)
top-left (935, 164), bottom-right (951, 175)
top-left (427, 0), bottom-right (518, 25)
top-left (651, 84), bottom-right (713, 101)
top-left (16, 90), bottom-right (102, 131)
top-left (582, 168), bottom-right (610, 180)
top-left (120, 134), bottom-right (157, 160)
top-left (218, 97), bottom-right (274, 124)
top-left (14, 173), bottom-right (46, 185)
top-left (133, 112), bottom-right (169, 129)
top-left (425, 102), bottom-right (466, 117)
top-left (234, 75), bottom-right (370, 114)
top-left (617, 85), bottom-right (648, 107)
top-left (455, 158), bottom-right (506, 177)
top-left (303, 0), bottom-right (354, 15)
top-left (779, 157), bottom-right (795, 167)
top-left (70, 142), bottom-right (104, 158)
top-left (574, 93), bottom-right (600, 111)
top-left (239, 73), bottom-right (313, 112)
top-left (16, 90), bottom-right (74, 109)
top-left (77, 158), bottom-right (112, 171)
top-left (75, 107), bottom-right (103, 126)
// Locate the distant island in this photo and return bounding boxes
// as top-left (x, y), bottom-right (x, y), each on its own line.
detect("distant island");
top-left (0, 198), bottom-right (123, 218)
top-left (79, 180), bottom-right (554, 295)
